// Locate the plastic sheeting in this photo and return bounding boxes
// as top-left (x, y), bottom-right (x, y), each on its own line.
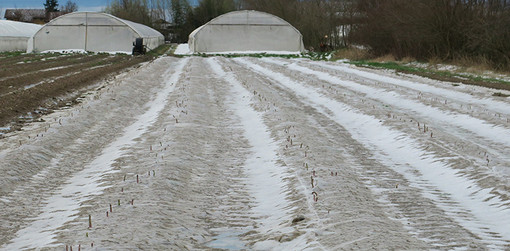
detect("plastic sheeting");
top-left (0, 20), bottom-right (41, 52)
top-left (188, 10), bottom-right (305, 53)
top-left (27, 12), bottom-right (164, 54)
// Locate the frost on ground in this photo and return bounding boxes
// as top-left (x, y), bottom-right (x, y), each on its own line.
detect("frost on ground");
top-left (173, 43), bottom-right (301, 56)
top-left (1, 56), bottom-right (510, 250)
top-left (173, 44), bottom-right (192, 55)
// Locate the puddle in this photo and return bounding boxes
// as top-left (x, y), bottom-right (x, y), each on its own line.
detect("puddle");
top-left (206, 230), bottom-right (248, 250)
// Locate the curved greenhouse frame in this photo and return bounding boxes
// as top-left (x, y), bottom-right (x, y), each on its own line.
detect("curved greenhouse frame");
top-left (188, 10), bottom-right (304, 53)
top-left (28, 12), bottom-right (164, 54)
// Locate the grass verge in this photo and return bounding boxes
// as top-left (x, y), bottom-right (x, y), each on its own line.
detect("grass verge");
top-left (349, 60), bottom-right (510, 91)
top-left (146, 44), bottom-right (173, 57)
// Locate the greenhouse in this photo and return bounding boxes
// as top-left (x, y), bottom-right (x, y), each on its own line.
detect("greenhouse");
top-left (188, 10), bottom-right (305, 53)
top-left (0, 20), bottom-right (41, 52)
top-left (27, 12), bottom-right (164, 54)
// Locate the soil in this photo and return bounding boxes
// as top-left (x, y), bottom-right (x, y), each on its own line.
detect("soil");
top-left (0, 53), bottom-right (154, 134)
top-left (0, 55), bottom-right (509, 250)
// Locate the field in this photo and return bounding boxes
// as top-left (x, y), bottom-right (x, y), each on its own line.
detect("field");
top-left (0, 51), bottom-right (152, 133)
top-left (1, 55), bottom-right (510, 250)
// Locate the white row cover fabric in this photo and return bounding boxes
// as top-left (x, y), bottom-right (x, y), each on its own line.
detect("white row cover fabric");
top-left (0, 20), bottom-right (41, 52)
top-left (188, 10), bottom-right (305, 53)
top-left (27, 12), bottom-right (164, 54)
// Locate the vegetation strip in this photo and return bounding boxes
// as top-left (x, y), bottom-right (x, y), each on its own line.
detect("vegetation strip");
top-left (349, 60), bottom-right (510, 91)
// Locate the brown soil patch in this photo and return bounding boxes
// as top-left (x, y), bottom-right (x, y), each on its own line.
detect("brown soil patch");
top-left (0, 53), bottom-right (154, 134)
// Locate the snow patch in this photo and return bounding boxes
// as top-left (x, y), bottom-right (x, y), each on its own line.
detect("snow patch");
top-left (237, 57), bottom-right (510, 248)
top-left (263, 58), bottom-right (510, 159)
top-left (0, 57), bottom-right (190, 250)
top-left (208, 57), bottom-right (318, 249)
top-left (309, 60), bottom-right (510, 116)
top-left (173, 44), bottom-right (192, 55)
top-left (205, 50), bottom-right (301, 55)
top-left (40, 49), bottom-right (130, 55)
top-left (174, 43), bottom-right (301, 56)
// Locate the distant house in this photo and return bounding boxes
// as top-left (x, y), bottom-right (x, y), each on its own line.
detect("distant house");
top-left (4, 9), bottom-right (64, 24)
top-left (152, 19), bottom-right (175, 41)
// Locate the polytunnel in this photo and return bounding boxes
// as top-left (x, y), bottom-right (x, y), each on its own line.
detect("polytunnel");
top-left (0, 20), bottom-right (41, 52)
top-left (188, 10), bottom-right (305, 53)
top-left (27, 12), bottom-right (164, 54)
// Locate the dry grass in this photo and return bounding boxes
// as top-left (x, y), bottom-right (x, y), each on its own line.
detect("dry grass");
top-left (333, 48), bottom-right (418, 65)
top-left (372, 54), bottom-right (397, 62)
top-left (335, 46), bottom-right (508, 76)
top-left (333, 47), bottom-right (372, 61)
top-left (450, 55), bottom-right (493, 74)
top-left (400, 56), bottom-right (417, 64)
top-left (423, 55), bottom-right (510, 80)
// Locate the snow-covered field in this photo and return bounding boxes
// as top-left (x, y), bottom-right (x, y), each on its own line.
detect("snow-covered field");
top-left (1, 56), bottom-right (510, 250)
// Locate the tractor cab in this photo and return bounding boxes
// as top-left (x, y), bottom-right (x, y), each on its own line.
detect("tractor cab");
top-left (132, 38), bottom-right (146, 55)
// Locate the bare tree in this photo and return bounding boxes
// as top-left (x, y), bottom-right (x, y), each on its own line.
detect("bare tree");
top-left (189, 0), bottom-right (236, 27)
top-left (350, 0), bottom-right (510, 69)
top-left (241, 0), bottom-right (354, 50)
top-left (61, 0), bottom-right (78, 13)
top-left (168, 0), bottom-right (193, 42)
top-left (106, 0), bottom-right (153, 26)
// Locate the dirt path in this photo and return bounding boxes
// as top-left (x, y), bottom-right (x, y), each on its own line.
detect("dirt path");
top-left (1, 56), bottom-right (509, 250)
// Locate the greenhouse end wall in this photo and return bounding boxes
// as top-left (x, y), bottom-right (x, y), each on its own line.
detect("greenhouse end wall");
top-left (192, 24), bottom-right (303, 53)
top-left (0, 37), bottom-right (30, 52)
top-left (188, 10), bottom-right (305, 53)
top-left (0, 20), bottom-right (41, 52)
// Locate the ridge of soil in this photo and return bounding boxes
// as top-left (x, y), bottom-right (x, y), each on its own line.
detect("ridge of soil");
top-left (0, 53), bottom-right (155, 136)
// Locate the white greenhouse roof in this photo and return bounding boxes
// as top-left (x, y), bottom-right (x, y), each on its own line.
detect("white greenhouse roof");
top-left (189, 10), bottom-right (301, 37)
top-left (208, 10), bottom-right (289, 26)
top-left (122, 19), bottom-right (162, 38)
top-left (46, 12), bottom-right (163, 38)
top-left (0, 20), bottom-right (41, 37)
